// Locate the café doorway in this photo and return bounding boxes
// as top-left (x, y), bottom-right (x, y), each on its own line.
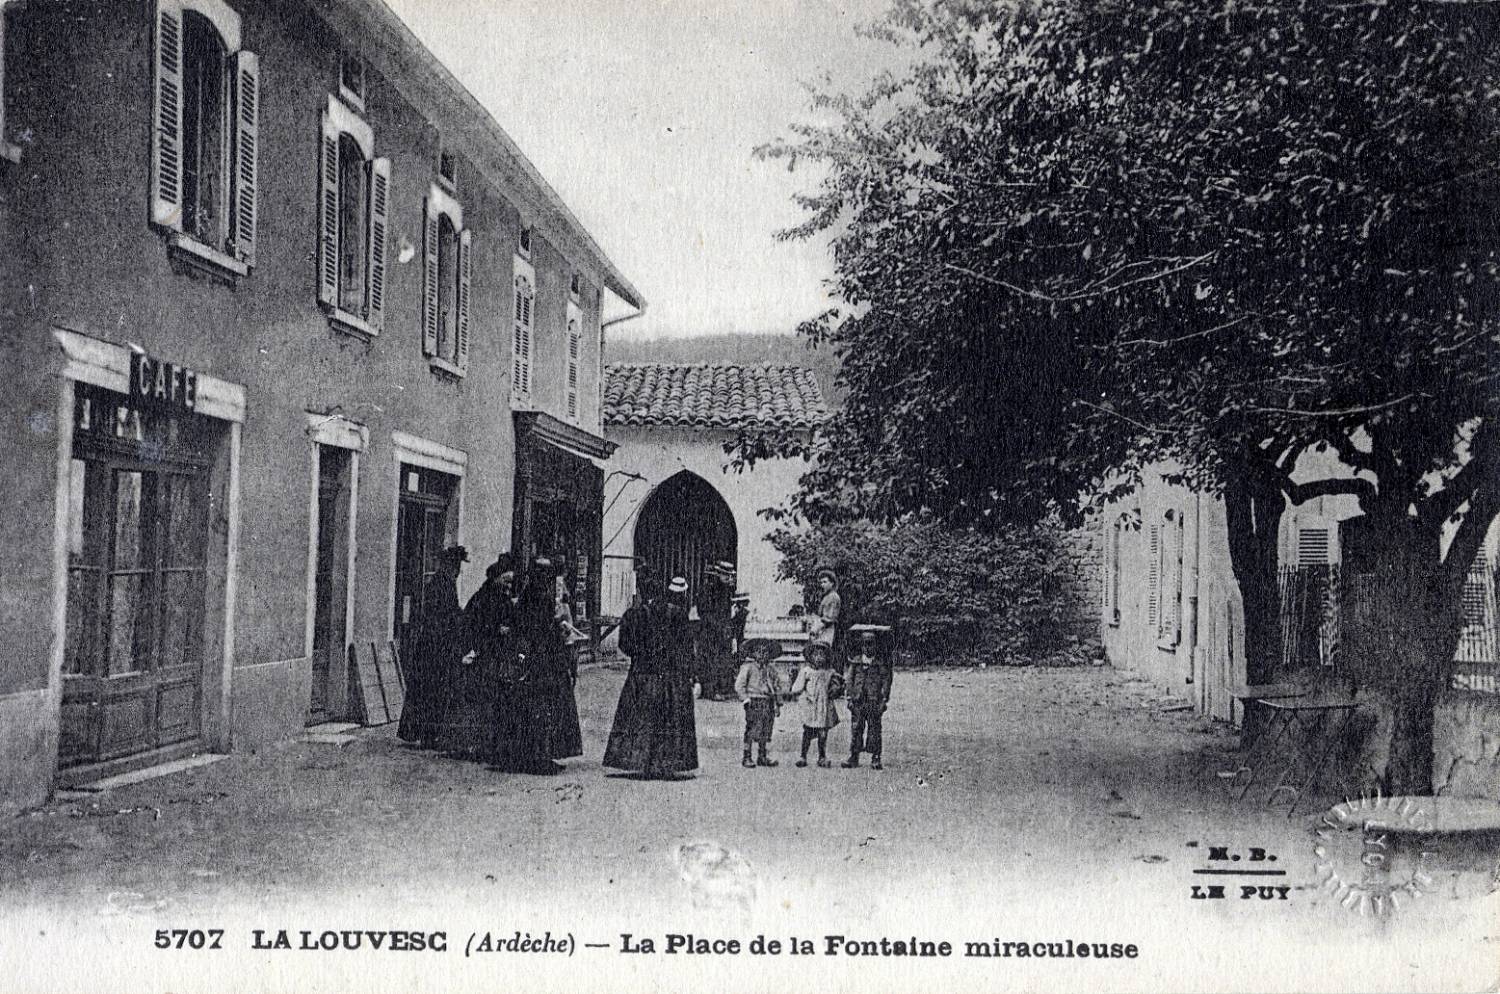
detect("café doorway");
top-left (58, 383), bottom-right (225, 772)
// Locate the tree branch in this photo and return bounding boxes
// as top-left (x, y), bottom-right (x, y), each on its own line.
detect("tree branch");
top-left (1115, 315), bottom-right (1250, 348)
top-left (943, 252), bottom-right (1214, 303)
top-left (1243, 394), bottom-right (1427, 418)
top-left (1074, 400), bottom-right (1176, 435)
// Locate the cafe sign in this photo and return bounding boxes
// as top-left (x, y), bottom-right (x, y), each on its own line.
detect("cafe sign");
top-left (129, 352), bottom-right (199, 412)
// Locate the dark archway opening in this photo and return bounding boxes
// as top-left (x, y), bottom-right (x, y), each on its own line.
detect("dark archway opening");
top-left (634, 471), bottom-right (737, 612)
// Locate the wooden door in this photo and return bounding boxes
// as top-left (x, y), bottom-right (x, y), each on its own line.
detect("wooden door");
top-left (60, 458), bottom-right (209, 767)
top-left (309, 446), bottom-right (351, 721)
top-left (393, 464), bottom-right (456, 666)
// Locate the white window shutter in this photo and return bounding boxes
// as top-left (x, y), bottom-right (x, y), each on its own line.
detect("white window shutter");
top-left (455, 228), bottom-right (473, 370)
top-left (317, 115), bottom-right (340, 307)
top-left (229, 50), bottom-right (260, 266)
top-left (512, 275), bottom-right (532, 397)
top-left (365, 157), bottom-right (391, 329)
top-left (421, 200), bottom-right (439, 356)
top-left (1146, 523), bottom-right (1160, 628)
top-left (1169, 512), bottom-right (1184, 644)
top-left (1296, 525), bottom-right (1332, 566)
top-left (566, 319), bottom-right (580, 419)
top-left (151, 0), bottom-right (186, 230)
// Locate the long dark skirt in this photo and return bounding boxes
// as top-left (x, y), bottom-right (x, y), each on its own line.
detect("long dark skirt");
top-left (603, 670), bottom-right (699, 774)
top-left (435, 660), bottom-right (496, 757)
top-left (398, 649), bottom-right (456, 744)
top-left (491, 678), bottom-right (584, 768)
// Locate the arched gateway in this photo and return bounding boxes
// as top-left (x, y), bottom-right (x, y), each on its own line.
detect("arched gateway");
top-left (634, 470), bottom-right (736, 609)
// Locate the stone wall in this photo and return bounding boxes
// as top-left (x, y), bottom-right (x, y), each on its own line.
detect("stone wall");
top-left (1434, 691), bottom-right (1500, 797)
top-left (1058, 518), bottom-right (1104, 646)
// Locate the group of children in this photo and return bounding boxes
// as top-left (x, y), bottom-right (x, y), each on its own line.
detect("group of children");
top-left (734, 624), bottom-right (894, 771)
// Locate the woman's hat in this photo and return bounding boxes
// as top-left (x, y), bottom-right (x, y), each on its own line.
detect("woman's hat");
top-left (731, 591), bottom-right (751, 604)
top-left (668, 576), bottom-right (689, 594)
top-left (439, 545), bottom-right (469, 564)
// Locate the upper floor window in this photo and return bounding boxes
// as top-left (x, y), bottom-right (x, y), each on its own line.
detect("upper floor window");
top-left (518, 224), bottom-right (533, 259)
top-left (438, 148), bottom-right (457, 191)
top-left (422, 184), bottom-right (471, 375)
top-left (339, 52), bottom-right (365, 111)
top-left (151, 0), bottom-right (258, 275)
top-left (565, 305), bottom-right (582, 422)
top-left (1, 1), bottom-right (21, 164)
top-left (512, 256), bottom-right (535, 402)
top-left (569, 272), bottom-right (581, 300)
top-left (317, 95), bottom-right (388, 337)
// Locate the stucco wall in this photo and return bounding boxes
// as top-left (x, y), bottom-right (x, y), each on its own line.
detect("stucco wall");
top-left (601, 426), bottom-right (809, 621)
top-left (0, 0), bottom-right (614, 811)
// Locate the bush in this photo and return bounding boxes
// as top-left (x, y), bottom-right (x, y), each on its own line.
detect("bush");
top-left (770, 518), bottom-right (1086, 667)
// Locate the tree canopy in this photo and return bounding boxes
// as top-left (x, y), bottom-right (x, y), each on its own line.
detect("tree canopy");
top-left (749, 0), bottom-right (1500, 542)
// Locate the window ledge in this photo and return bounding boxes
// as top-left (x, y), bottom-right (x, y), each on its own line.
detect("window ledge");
top-left (166, 233), bottom-right (248, 285)
top-left (323, 305), bottom-right (377, 342)
top-left (0, 140), bottom-right (20, 165)
top-left (1107, 610), bottom-right (1121, 628)
top-left (428, 355), bottom-right (465, 380)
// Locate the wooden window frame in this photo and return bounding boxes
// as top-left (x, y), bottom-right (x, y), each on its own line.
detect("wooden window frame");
top-left (151, 0), bottom-right (256, 283)
top-left (421, 183), bottom-right (469, 377)
top-left (317, 95), bottom-right (387, 340)
top-left (511, 255), bottom-right (536, 404)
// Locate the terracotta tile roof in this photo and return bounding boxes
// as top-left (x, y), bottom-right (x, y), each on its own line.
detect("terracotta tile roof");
top-left (604, 363), bottom-right (828, 430)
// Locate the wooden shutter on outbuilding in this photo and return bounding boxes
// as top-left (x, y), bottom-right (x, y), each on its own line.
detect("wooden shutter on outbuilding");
top-left (421, 199), bottom-right (440, 356)
top-left (1146, 523), bottom-right (1160, 628)
top-left (365, 157), bottom-right (391, 329)
top-left (317, 114), bottom-right (341, 306)
top-left (229, 50), bottom-right (260, 266)
top-left (455, 228), bottom-right (473, 369)
top-left (151, 0), bottom-right (186, 230)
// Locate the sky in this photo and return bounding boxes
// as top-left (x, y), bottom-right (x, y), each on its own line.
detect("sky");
top-left (382, 0), bottom-right (898, 340)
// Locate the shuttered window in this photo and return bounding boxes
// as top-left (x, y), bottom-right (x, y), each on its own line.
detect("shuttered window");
top-left (512, 256), bottom-right (535, 401)
top-left (420, 184), bottom-right (469, 374)
top-left (1157, 510), bottom-right (1184, 648)
top-left (566, 314), bottom-right (581, 421)
top-left (1104, 514), bottom-right (1124, 625)
top-left (1146, 523), bottom-right (1160, 628)
top-left (1296, 527), bottom-right (1331, 566)
top-left (151, 0), bottom-right (256, 271)
top-left (317, 96), bottom-right (384, 336)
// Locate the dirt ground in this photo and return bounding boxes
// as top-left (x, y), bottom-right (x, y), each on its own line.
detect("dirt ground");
top-left (3, 664), bottom-right (1498, 994)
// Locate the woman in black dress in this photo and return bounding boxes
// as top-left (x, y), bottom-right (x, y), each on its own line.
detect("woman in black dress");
top-left (492, 558), bottom-right (583, 774)
top-left (603, 573), bottom-right (699, 779)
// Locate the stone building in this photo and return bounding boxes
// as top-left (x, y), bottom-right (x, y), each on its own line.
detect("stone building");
top-left (0, 0), bottom-right (641, 813)
top-left (599, 363), bottom-right (827, 622)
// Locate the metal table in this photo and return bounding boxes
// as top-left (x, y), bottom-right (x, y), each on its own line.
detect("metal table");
top-left (1221, 686), bottom-right (1363, 816)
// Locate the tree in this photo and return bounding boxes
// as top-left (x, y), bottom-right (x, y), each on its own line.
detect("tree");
top-left (747, 0), bottom-right (1500, 791)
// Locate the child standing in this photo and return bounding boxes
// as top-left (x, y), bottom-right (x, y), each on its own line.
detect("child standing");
top-left (842, 625), bottom-right (893, 770)
top-left (734, 642), bottom-right (781, 768)
top-left (790, 649), bottom-right (841, 767)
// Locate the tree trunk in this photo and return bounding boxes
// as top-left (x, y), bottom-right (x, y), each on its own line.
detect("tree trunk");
top-left (1356, 535), bottom-right (1462, 796)
top-left (1223, 471), bottom-right (1286, 740)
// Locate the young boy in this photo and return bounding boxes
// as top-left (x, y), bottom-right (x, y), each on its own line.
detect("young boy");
top-left (842, 625), bottom-right (893, 770)
top-left (735, 641), bottom-right (781, 768)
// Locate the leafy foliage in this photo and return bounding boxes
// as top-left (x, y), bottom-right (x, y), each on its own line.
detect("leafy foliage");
top-left (771, 518), bottom-right (1094, 666)
top-left (749, 0), bottom-right (1500, 787)
top-left (745, 0), bottom-right (1500, 531)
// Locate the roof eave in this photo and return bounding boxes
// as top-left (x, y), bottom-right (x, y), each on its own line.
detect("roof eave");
top-left (322, 0), bottom-right (645, 310)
